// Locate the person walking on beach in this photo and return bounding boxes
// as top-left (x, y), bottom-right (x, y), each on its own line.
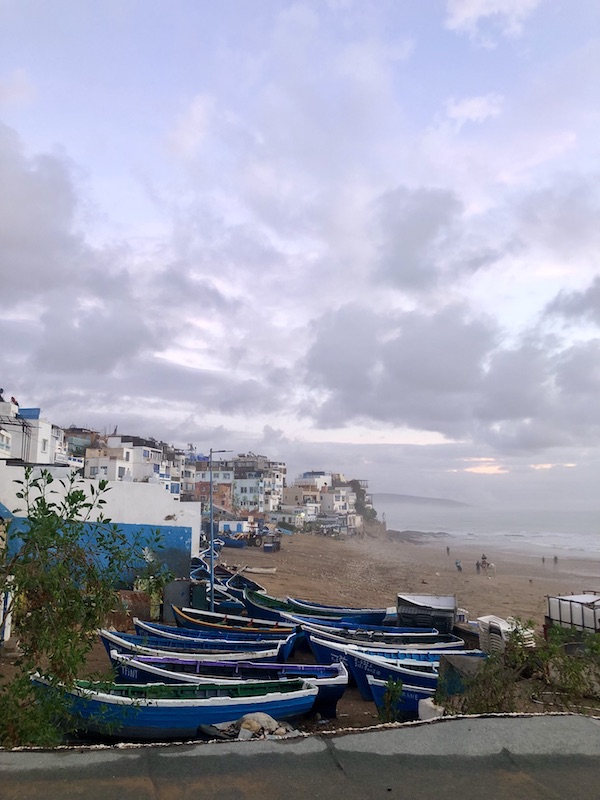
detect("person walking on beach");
top-left (455, 559), bottom-right (462, 573)
top-left (446, 545), bottom-right (450, 556)
top-left (476, 560), bottom-right (481, 574)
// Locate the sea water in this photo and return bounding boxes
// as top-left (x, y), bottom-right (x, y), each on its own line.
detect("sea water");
top-left (373, 494), bottom-right (600, 559)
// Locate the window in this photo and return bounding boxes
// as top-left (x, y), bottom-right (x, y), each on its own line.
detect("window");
top-left (90, 466), bottom-right (98, 476)
top-left (143, 449), bottom-right (149, 458)
top-left (42, 439), bottom-right (48, 453)
top-left (125, 451), bottom-right (130, 461)
top-left (118, 467), bottom-right (125, 478)
top-left (100, 466), bottom-right (108, 476)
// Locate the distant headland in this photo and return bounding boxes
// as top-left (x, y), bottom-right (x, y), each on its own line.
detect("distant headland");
top-left (374, 492), bottom-right (471, 509)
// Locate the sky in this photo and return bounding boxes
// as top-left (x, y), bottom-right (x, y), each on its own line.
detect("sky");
top-left (0, 0), bottom-right (599, 509)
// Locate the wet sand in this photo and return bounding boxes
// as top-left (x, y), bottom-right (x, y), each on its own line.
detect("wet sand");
top-left (223, 525), bottom-right (600, 627)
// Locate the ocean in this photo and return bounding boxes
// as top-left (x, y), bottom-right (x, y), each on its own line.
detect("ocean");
top-left (372, 494), bottom-right (600, 559)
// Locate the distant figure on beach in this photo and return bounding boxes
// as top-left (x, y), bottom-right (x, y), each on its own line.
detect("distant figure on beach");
top-left (455, 559), bottom-right (462, 573)
top-left (553, 555), bottom-right (558, 565)
top-left (476, 560), bottom-right (481, 574)
top-left (542, 556), bottom-right (545, 564)
top-left (446, 546), bottom-right (450, 556)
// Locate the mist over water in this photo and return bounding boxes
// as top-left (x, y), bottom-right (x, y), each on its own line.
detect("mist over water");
top-left (373, 494), bottom-right (600, 558)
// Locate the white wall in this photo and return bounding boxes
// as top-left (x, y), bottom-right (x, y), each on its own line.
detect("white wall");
top-left (0, 462), bottom-right (201, 555)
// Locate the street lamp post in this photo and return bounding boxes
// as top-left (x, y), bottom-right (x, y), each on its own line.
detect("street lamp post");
top-left (209, 448), bottom-right (231, 612)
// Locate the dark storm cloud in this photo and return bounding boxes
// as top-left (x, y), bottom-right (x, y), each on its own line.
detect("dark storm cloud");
top-left (0, 124), bottom-right (88, 300)
top-left (476, 340), bottom-right (553, 423)
top-left (304, 302), bottom-right (499, 434)
top-left (302, 297), bottom-right (600, 456)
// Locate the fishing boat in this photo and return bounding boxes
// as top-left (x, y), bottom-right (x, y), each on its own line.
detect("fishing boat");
top-left (33, 676), bottom-right (318, 741)
top-left (167, 606), bottom-right (294, 633)
top-left (205, 586), bottom-right (246, 614)
top-left (170, 606), bottom-right (297, 637)
top-left (346, 647), bottom-right (486, 699)
top-left (309, 636), bottom-right (483, 698)
top-left (286, 596), bottom-right (391, 624)
top-left (302, 622), bottom-right (465, 653)
top-left (219, 534), bottom-right (248, 549)
top-left (305, 631), bottom-right (465, 669)
top-left (366, 673), bottom-right (436, 718)
top-left (109, 650), bottom-right (348, 718)
top-left (243, 566), bottom-right (277, 575)
top-left (222, 572), bottom-right (266, 601)
top-left (243, 589), bottom-right (386, 624)
top-left (138, 616), bottom-right (297, 643)
top-left (134, 619), bottom-right (301, 657)
top-left (98, 630), bottom-right (283, 663)
top-left (280, 612), bottom-right (433, 635)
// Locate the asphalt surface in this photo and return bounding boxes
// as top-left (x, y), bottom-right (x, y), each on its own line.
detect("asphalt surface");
top-left (2, 715), bottom-right (600, 800)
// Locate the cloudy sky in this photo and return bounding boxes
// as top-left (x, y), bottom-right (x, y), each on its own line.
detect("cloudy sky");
top-left (1, 0), bottom-right (599, 508)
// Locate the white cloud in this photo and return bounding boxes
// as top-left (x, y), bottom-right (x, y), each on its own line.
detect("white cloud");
top-left (445, 0), bottom-right (542, 40)
top-left (0, 2), bottom-right (598, 509)
top-left (445, 93), bottom-right (504, 131)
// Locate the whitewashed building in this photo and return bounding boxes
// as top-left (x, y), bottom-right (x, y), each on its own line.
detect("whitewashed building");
top-left (0, 403), bottom-right (68, 465)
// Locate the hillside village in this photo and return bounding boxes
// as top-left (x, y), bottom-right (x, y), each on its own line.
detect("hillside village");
top-left (0, 395), bottom-right (375, 537)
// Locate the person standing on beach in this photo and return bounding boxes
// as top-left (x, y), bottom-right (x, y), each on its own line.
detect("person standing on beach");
top-left (476, 560), bottom-right (481, 574)
top-left (446, 546), bottom-right (450, 556)
top-left (455, 559), bottom-right (462, 572)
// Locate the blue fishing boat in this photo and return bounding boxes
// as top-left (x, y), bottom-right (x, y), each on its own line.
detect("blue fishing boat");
top-left (366, 673), bottom-right (435, 718)
top-left (345, 647), bottom-right (486, 699)
top-left (280, 612), bottom-right (433, 634)
top-left (286, 596), bottom-right (391, 624)
top-left (313, 636), bottom-right (482, 696)
top-left (166, 606), bottom-right (286, 631)
top-left (98, 629), bottom-right (283, 662)
top-left (137, 617), bottom-right (297, 643)
top-left (33, 676), bottom-right (318, 741)
top-left (243, 589), bottom-right (384, 623)
top-left (302, 622), bottom-right (465, 653)
top-left (165, 606), bottom-right (296, 633)
top-left (109, 650), bottom-right (348, 718)
top-left (219, 534), bottom-right (248, 549)
top-left (223, 574), bottom-right (266, 601)
top-left (305, 632), bottom-right (464, 669)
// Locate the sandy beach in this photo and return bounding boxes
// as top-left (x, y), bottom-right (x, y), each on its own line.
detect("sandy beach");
top-left (223, 525), bottom-right (600, 627)
top-left (3, 524), bottom-right (599, 739)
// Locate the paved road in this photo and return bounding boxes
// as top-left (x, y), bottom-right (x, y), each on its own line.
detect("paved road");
top-left (2, 715), bottom-right (600, 800)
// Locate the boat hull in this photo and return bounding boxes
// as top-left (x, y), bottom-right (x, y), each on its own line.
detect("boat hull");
top-left (34, 678), bottom-right (318, 741)
top-left (110, 651), bottom-right (348, 718)
top-left (98, 630), bottom-right (281, 662)
top-left (367, 674), bottom-right (435, 718)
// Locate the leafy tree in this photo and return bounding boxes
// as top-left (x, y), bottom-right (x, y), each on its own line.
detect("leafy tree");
top-left (437, 623), bottom-right (600, 716)
top-left (348, 479), bottom-right (378, 522)
top-left (0, 468), bottom-right (160, 747)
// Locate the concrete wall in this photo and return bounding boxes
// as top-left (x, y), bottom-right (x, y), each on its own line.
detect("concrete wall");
top-left (0, 462), bottom-right (200, 568)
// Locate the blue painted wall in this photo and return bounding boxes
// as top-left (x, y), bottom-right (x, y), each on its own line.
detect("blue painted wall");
top-left (0, 500), bottom-right (192, 577)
